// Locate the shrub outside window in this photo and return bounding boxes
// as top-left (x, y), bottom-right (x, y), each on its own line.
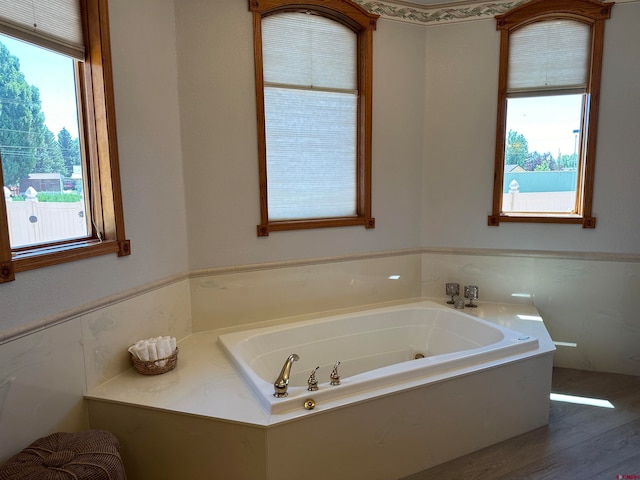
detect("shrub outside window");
top-left (249, 0), bottom-right (378, 236)
top-left (488, 0), bottom-right (613, 228)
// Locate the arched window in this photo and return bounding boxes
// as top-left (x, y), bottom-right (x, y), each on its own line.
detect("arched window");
top-left (488, 0), bottom-right (613, 228)
top-left (249, 0), bottom-right (378, 236)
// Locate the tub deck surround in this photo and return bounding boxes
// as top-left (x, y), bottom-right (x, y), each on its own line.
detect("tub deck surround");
top-left (85, 298), bottom-right (554, 426)
top-left (218, 301), bottom-right (541, 414)
top-left (85, 299), bottom-right (554, 479)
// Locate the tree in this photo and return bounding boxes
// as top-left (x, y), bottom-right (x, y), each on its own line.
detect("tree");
top-left (58, 127), bottom-right (80, 177)
top-left (526, 151), bottom-right (554, 171)
top-left (505, 130), bottom-right (529, 168)
top-left (34, 129), bottom-right (65, 174)
top-left (0, 42), bottom-right (47, 185)
top-left (0, 41), bottom-right (78, 187)
top-left (558, 153), bottom-right (577, 170)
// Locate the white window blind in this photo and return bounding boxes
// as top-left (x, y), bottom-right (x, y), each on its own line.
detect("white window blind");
top-left (0, 0), bottom-right (84, 60)
top-left (508, 19), bottom-right (591, 93)
top-left (262, 12), bottom-right (358, 221)
top-left (262, 13), bottom-right (356, 90)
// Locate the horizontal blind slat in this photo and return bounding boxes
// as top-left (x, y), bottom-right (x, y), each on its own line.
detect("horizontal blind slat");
top-left (508, 19), bottom-right (590, 92)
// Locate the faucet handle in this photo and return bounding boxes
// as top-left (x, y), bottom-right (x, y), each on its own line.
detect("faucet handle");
top-left (330, 361), bottom-right (341, 385)
top-left (307, 366), bottom-right (320, 391)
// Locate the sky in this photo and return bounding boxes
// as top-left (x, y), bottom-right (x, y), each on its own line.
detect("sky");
top-left (0, 34), bottom-right (80, 139)
top-left (506, 94), bottom-right (583, 157)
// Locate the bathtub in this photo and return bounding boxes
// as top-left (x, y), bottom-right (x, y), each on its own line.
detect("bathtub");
top-left (218, 300), bottom-right (539, 414)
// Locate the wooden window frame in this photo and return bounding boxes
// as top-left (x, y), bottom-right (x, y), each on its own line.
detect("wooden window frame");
top-left (488, 0), bottom-right (613, 228)
top-left (249, 0), bottom-right (378, 236)
top-left (0, 0), bottom-right (129, 284)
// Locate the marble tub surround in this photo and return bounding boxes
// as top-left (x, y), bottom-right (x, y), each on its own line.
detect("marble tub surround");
top-left (190, 253), bottom-right (422, 332)
top-left (421, 252), bottom-right (536, 304)
top-left (0, 319), bottom-right (87, 463)
top-left (421, 251), bottom-right (640, 376)
top-left (81, 279), bottom-right (192, 390)
top-left (85, 299), bottom-right (554, 479)
top-left (0, 278), bottom-right (192, 463)
top-left (533, 257), bottom-right (640, 375)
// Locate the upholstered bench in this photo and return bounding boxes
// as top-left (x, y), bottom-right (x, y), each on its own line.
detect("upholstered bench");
top-left (0, 430), bottom-right (126, 479)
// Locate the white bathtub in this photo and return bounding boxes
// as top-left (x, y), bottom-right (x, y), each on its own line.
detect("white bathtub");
top-left (218, 300), bottom-right (539, 414)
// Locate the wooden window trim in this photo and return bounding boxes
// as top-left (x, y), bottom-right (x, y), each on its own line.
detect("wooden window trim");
top-left (488, 0), bottom-right (613, 228)
top-left (249, 0), bottom-right (378, 236)
top-left (0, 0), bottom-right (129, 284)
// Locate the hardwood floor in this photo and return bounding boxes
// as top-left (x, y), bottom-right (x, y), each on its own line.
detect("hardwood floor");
top-left (403, 367), bottom-right (640, 480)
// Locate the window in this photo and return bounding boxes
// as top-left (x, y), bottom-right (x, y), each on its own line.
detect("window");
top-left (0, 0), bottom-right (129, 283)
top-left (488, 0), bottom-right (613, 228)
top-left (249, 0), bottom-right (378, 236)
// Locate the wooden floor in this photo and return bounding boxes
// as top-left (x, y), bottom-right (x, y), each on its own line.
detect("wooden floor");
top-left (403, 367), bottom-right (640, 480)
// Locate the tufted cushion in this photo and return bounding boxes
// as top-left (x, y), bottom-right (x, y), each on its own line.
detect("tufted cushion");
top-left (0, 431), bottom-right (125, 480)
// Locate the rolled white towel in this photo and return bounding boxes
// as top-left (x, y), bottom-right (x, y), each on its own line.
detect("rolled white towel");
top-left (169, 336), bottom-right (176, 353)
top-left (147, 341), bottom-right (158, 361)
top-left (129, 340), bottom-right (150, 361)
top-left (156, 337), bottom-right (172, 360)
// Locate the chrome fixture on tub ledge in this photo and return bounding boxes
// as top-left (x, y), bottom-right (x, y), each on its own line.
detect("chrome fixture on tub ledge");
top-left (464, 285), bottom-right (479, 308)
top-left (445, 282), bottom-right (460, 304)
top-left (274, 353), bottom-right (299, 398)
top-left (330, 361), bottom-right (341, 386)
top-left (307, 366), bottom-right (320, 391)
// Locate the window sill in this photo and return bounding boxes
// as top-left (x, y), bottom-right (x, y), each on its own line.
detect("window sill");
top-left (488, 214), bottom-right (595, 228)
top-left (12, 238), bottom-right (130, 274)
top-left (258, 217), bottom-right (375, 236)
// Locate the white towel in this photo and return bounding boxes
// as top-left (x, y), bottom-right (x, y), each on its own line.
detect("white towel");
top-left (128, 340), bottom-right (150, 361)
top-left (156, 337), bottom-right (172, 360)
top-left (129, 336), bottom-right (177, 365)
top-left (147, 341), bottom-right (159, 361)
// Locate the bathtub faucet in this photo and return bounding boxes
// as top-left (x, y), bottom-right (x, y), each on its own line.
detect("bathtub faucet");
top-left (273, 353), bottom-right (299, 398)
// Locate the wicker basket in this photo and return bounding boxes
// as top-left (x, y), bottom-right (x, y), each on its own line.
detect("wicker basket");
top-left (131, 347), bottom-right (178, 375)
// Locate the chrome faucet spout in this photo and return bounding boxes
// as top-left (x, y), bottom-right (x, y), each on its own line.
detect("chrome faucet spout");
top-left (273, 353), bottom-right (299, 398)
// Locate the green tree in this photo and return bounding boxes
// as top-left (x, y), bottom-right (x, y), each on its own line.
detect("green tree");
top-left (0, 41), bottom-right (75, 187)
top-left (558, 153), bottom-right (577, 170)
top-left (0, 42), bottom-right (47, 185)
top-left (526, 151), bottom-right (554, 171)
top-left (34, 129), bottom-right (65, 174)
top-left (57, 127), bottom-right (80, 177)
top-left (505, 130), bottom-right (529, 168)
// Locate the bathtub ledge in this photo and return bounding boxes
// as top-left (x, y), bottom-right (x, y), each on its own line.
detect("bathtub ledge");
top-left (84, 298), bottom-right (554, 426)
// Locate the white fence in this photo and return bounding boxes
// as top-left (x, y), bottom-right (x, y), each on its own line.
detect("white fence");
top-left (502, 181), bottom-right (576, 213)
top-left (4, 188), bottom-right (87, 247)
